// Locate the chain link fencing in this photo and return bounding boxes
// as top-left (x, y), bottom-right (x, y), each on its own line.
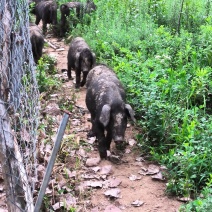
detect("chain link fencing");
top-left (0, 0), bottom-right (39, 211)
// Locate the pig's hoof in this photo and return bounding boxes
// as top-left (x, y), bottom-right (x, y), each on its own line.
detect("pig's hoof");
top-left (87, 130), bottom-right (95, 138)
top-left (61, 69), bottom-right (67, 73)
top-left (108, 154), bottom-right (121, 164)
top-left (99, 151), bottom-right (107, 159)
top-left (80, 81), bottom-right (86, 87)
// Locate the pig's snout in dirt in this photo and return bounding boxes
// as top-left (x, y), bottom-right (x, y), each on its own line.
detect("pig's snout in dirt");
top-left (114, 137), bottom-right (126, 150)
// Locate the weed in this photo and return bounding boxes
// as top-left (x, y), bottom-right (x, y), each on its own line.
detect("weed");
top-left (42, 0), bottom-right (212, 207)
top-left (36, 56), bottom-right (61, 93)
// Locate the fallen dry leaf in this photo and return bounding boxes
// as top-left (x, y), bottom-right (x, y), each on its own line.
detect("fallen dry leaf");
top-left (146, 164), bottom-right (160, 175)
top-left (103, 178), bottom-right (122, 189)
top-left (138, 170), bottom-right (147, 176)
top-left (45, 143), bottom-right (52, 154)
top-left (71, 118), bottom-right (81, 126)
top-left (45, 187), bottom-right (52, 195)
top-left (104, 188), bottom-right (121, 198)
top-left (160, 165), bottom-right (168, 170)
top-left (100, 175), bottom-right (108, 180)
top-left (86, 181), bottom-right (103, 188)
top-left (20, 128), bottom-right (30, 142)
top-left (37, 164), bottom-right (45, 180)
top-left (141, 167), bottom-right (148, 172)
top-left (100, 165), bottom-right (113, 175)
top-left (86, 157), bottom-right (101, 167)
top-left (75, 182), bottom-right (90, 194)
top-left (87, 137), bottom-right (96, 144)
top-left (77, 147), bottom-right (87, 158)
top-left (56, 174), bottom-right (67, 188)
top-left (177, 196), bottom-right (192, 202)
top-left (38, 130), bottom-right (46, 140)
top-left (62, 193), bottom-right (77, 208)
top-left (52, 202), bottom-right (65, 210)
top-left (82, 174), bottom-right (99, 180)
top-left (135, 157), bottom-right (145, 162)
top-left (108, 178), bottom-right (122, 188)
top-left (76, 136), bottom-right (80, 145)
top-left (42, 103), bottom-right (61, 115)
top-left (151, 172), bottom-right (165, 181)
top-left (125, 148), bottom-right (131, 154)
top-left (91, 166), bottom-right (101, 173)
top-left (129, 174), bottom-right (142, 181)
top-left (128, 138), bottom-right (136, 146)
top-left (107, 150), bottom-right (111, 157)
top-left (70, 150), bottom-right (76, 157)
top-left (38, 141), bottom-right (45, 162)
top-left (64, 169), bottom-right (76, 179)
top-left (131, 200), bottom-right (144, 207)
top-left (104, 204), bottom-right (122, 212)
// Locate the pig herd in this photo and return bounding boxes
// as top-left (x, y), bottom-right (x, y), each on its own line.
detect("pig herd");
top-left (28, 0), bottom-right (135, 159)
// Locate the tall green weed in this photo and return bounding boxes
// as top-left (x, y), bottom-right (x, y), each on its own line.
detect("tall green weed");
top-left (66, 0), bottom-right (212, 204)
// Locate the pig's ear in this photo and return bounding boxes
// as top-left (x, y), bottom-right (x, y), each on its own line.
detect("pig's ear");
top-left (75, 52), bottom-right (80, 68)
top-left (99, 104), bottom-right (111, 127)
top-left (125, 104), bottom-right (136, 122)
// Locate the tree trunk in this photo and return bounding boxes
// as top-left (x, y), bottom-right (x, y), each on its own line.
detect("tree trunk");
top-left (177, 0), bottom-right (185, 35)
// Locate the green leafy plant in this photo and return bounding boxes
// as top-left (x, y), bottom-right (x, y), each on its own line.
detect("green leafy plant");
top-left (36, 56), bottom-right (60, 93)
top-left (65, 0), bottom-right (212, 205)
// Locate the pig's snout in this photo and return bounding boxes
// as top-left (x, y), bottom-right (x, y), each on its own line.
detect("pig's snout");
top-left (114, 137), bottom-right (126, 150)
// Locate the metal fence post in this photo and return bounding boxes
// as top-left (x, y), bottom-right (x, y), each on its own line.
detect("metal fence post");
top-left (34, 113), bottom-right (70, 212)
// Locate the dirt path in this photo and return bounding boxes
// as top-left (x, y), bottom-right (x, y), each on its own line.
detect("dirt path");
top-left (0, 35), bottom-right (183, 211)
top-left (43, 36), bottom-right (183, 212)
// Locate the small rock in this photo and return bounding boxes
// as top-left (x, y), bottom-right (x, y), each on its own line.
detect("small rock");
top-left (86, 157), bottom-right (101, 167)
top-left (131, 200), bottom-right (144, 207)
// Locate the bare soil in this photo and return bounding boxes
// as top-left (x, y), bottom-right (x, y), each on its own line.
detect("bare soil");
top-left (0, 35), bottom-right (183, 212)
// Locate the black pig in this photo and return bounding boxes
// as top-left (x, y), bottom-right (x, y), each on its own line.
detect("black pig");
top-left (34, 1), bottom-right (57, 34)
top-left (60, 2), bottom-right (82, 36)
top-left (67, 37), bottom-right (96, 88)
top-left (29, 24), bottom-right (44, 63)
top-left (84, 0), bottom-right (97, 14)
top-left (60, 1), bottom-right (96, 36)
top-left (85, 64), bottom-right (135, 159)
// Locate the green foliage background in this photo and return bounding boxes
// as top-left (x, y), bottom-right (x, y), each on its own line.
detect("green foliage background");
top-left (57, 0), bottom-right (212, 209)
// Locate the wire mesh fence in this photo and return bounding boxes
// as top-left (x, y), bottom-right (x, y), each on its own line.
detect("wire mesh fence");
top-left (0, 0), bottom-right (39, 211)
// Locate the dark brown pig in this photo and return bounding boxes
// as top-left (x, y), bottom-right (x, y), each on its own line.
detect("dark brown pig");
top-left (60, 2), bottom-right (82, 36)
top-left (84, 0), bottom-right (97, 14)
top-left (34, 1), bottom-right (57, 34)
top-left (67, 37), bottom-right (96, 88)
top-left (29, 24), bottom-right (44, 63)
top-left (86, 64), bottom-right (135, 159)
top-left (60, 1), bottom-right (96, 36)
